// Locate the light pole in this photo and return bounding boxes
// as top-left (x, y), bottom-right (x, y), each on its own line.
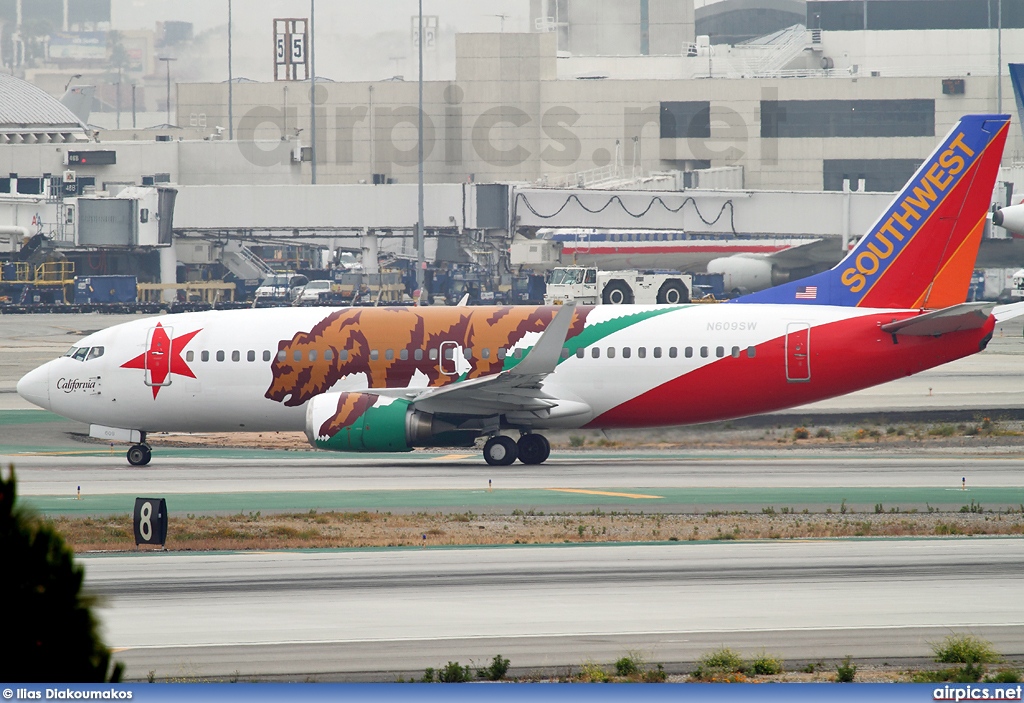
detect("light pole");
top-left (309, 0), bottom-right (317, 184)
top-left (416, 0), bottom-right (425, 294)
top-left (228, 0), bottom-right (233, 140)
top-left (159, 56), bottom-right (176, 125)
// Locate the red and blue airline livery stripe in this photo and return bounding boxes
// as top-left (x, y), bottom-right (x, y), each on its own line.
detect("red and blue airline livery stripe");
top-left (732, 114), bottom-right (1010, 310)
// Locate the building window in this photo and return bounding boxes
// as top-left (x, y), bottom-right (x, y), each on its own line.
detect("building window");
top-left (660, 101), bottom-right (711, 139)
top-left (761, 99), bottom-right (935, 138)
top-left (823, 159), bottom-right (923, 192)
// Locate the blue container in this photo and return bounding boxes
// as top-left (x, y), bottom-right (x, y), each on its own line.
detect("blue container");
top-left (75, 275), bottom-right (138, 304)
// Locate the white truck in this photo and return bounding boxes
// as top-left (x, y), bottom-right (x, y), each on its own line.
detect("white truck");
top-left (543, 266), bottom-right (692, 305)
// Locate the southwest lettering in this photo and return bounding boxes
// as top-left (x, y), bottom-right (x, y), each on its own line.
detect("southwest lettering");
top-left (840, 267), bottom-right (865, 292)
top-left (925, 162), bottom-right (952, 190)
top-left (891, 202), bottom-right (920, 230)
top-left (938, 148), bottom-right (965, 175)
top-left (878, 218), bottom-right (905, 242)
top-left (904, 180), bottom-right (938, 212)
top-left (856, 251), bottom-right (879, 275)
top-left (947, 131), bottom-right (975, 158)
top-left (866, 233), bottom-right (895, 259)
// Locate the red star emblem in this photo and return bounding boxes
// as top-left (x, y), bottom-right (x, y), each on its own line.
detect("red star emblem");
top-left (121, 323), bottom-right (201, 398)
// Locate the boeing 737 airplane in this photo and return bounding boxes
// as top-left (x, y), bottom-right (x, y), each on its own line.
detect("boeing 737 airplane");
top-left (16, 114), bottom-right (1024, 466)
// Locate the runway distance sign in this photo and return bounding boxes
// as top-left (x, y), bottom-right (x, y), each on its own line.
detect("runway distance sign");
top-left (133, 497), bottom-right (168, 546)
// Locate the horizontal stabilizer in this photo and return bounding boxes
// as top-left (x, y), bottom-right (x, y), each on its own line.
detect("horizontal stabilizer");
top-left (880, 302), bottom-right (993, 336)
top-left (994, 301), bottom-right (1024, 323)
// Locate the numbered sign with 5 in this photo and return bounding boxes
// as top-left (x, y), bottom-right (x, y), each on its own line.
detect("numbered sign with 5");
top-left (133, 497), bottom-right (168, 546)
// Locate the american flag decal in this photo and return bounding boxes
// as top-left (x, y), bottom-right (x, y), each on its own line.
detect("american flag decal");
top-left (795, 286), bottom-right (818, 300)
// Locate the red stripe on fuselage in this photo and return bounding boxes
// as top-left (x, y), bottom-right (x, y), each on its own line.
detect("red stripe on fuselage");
top-left (588, 312), bottom-right (994, 428)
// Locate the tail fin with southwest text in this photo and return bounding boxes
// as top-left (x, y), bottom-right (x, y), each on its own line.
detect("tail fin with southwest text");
top-left (736, 114), bottom-right (1010, 309)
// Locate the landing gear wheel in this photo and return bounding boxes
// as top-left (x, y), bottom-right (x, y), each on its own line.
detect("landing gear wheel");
top-left (127, 444), bottom-right (152, 466)
top-left (483, 435), bottom-right (518, 466)
top-left (517, 433), bottom-right (550, 465)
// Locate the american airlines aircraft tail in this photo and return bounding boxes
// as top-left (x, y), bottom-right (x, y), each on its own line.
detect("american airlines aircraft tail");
top-left (17, 114), bottom-right (1023, 467)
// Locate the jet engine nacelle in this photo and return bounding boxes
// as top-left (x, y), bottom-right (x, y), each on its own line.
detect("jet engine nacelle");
top-left (992, 204), bottom-right (1024, 236)
top-left (305, 391), bottom-right (473, 452)
top-left (706, 256), bottom-right (786, 294)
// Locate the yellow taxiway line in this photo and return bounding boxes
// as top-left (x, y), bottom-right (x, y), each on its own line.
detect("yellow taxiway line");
top-left (546, 488), bottom-right (664, 500)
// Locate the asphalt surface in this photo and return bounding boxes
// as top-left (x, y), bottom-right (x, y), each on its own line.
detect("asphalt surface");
top-left (86, 538), bottom-right (1024, 681)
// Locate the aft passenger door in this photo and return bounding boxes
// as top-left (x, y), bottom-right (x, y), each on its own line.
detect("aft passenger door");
top-left (785, 323), bottom-right (811, 383)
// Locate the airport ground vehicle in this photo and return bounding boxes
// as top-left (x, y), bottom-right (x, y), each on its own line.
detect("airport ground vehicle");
top-left (543, 266), bottom-right (692, 305)
top-left (253, 273), bottom-right (308, 306)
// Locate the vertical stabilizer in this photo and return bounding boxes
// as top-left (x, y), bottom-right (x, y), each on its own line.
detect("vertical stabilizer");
top-left (735, 114), bottom-right (1010, 309)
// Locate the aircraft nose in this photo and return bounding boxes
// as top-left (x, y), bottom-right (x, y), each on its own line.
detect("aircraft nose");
top-left (17, 363), bottom-right (51, 410)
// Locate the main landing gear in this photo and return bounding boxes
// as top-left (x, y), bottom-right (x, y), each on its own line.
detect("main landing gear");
top-left (483, 433), bottom-right (551, 466)
top-left (127, 432), bottom-right (152, 466)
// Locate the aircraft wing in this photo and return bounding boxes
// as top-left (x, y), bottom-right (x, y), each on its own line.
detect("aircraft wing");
top-left (880, 302), bottom-right (994, 336)
top-left (401, 303), bottom-right (581, 416)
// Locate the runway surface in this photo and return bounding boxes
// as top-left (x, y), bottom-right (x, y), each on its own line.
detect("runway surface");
top-left (86, 538), bottom-right (1024, 680)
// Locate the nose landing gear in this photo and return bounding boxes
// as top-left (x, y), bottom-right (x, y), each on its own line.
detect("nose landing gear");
top-left (127, 433), bottom-right (152, 466)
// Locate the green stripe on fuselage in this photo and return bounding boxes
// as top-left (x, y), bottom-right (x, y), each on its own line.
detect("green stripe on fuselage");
top-left (501, 305), bottom-right (686, 373)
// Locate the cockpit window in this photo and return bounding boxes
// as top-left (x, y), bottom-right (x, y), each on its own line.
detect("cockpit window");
top-left (86, 346), bottom-right (104, 361)
top-left (64, 347), bottom-right (78, 357)
top-left (72, 347), bottom-right (89, 361)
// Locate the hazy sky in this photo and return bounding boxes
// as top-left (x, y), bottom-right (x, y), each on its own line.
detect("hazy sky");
top-left (112, 0), bottom-right (532, 82)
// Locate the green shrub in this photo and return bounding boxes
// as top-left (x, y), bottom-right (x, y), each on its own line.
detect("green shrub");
top-left (436, 661), bottom-right (472, 683)
top-left (693, 647), bottom-right (746, 679)
top-left (835, 656), bottom-right (857, 682)
top-left (615, 655), bottom-right (641, 677)
top-left (1, 465), bottom-right (122, 682)
top-left (793, 427), bottom-right (810, 440)
top-left (569, 435), bottom-right (586, 447)
top-left (477, 654), bottom-right (511, 681)
top-left (986, 670), bottom-right (1022, 684)
top-left (933, 635), bottom-right (1000, 665)
top-left (750, 653), bottom-right (784, 675)
top-left (577, 661), bottom-right (609, 682)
